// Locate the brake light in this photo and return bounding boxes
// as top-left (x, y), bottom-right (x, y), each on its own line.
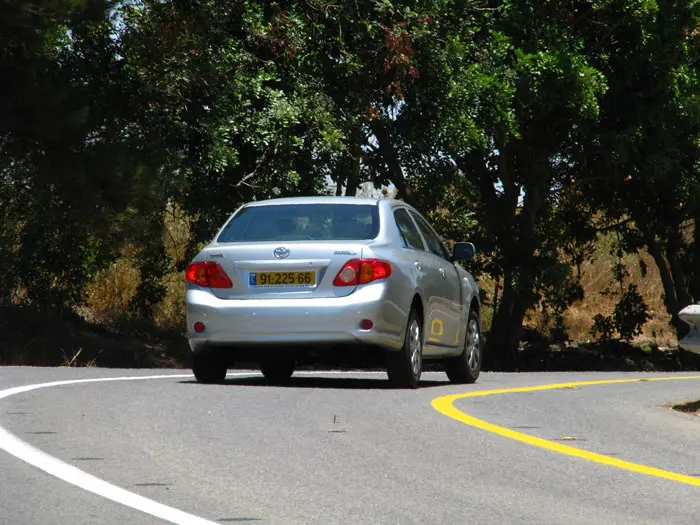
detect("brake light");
top-left (185, 261), bottom-right (233, 288)
top-left (333, 259), bottom-right (392, 286)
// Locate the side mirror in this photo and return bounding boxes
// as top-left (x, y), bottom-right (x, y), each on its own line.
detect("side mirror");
top-left (452, 242), bottom-right (475, 262)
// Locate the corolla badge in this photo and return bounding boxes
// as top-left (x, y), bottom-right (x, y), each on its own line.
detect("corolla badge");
top-left (273, 247), bottom-right (290, 259)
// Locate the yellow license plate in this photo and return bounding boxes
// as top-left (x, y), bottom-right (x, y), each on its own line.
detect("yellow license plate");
top-left (250, 271), bottom-right (316, 287)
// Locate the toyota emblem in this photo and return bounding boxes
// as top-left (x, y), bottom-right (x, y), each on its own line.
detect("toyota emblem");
top-left (273, 247), bottom-right (290, 259)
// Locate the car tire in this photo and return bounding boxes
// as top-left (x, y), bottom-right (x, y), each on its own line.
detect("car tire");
top-left (444, 309), bottom-right (482, 384)
top-left (260, 359), bottom-right (295, 384)
top-left (386, 309), bottom-right (423, 389)
top-left (192, 351), bottom-right (227, 384)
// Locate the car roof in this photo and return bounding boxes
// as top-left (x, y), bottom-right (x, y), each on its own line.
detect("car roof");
top-left (240, 196), bottom-right (421, 217)
top-left (244, 196), bottom-right (381, 207)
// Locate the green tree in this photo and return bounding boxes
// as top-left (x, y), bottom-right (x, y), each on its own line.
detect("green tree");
top-left (0, 0), bottom-right (164, 311)
top-left (390, 1), bottom-right (607, 367)
top-left (579, 0), bottom-right (700, 338)
top-left (117, 1), bottom-right (349, 251)
top-left (117, 0), bottom-right (441, 245)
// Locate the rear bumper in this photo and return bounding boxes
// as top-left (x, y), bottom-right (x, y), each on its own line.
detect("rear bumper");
top-left (186, 282), bottom-right (405, 353)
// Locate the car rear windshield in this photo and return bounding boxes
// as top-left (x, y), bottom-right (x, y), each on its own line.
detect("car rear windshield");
top-left (217, 203), bottom-right (380, 243)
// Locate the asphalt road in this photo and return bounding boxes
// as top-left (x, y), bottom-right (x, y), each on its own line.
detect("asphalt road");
top-left (2, 367), bottom-right (700, 525)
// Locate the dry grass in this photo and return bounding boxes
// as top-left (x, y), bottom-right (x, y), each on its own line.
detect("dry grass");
top-left (82, 248), bottom-right (140, 326)
top-left (563, 235), bottom-right (676, 347)
top-left (153, 274), bottom-right (187, 332)
top-left (82, 205), bottom-right (191, 334)
top-left (153, 205), bottom-right (191, 332)
top-left (475, 233), bottom-right (677, 347)
top-left (518, 233), bottom-right (677, 346)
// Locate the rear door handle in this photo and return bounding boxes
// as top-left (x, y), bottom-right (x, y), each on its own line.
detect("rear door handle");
top-left (439, 268), bottom-right (447, 279)
top-left (414, 261), bottom-right (423, 272)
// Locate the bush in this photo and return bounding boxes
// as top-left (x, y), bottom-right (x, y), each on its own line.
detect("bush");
top-left (590, 284), bottom-right (649, 341)
top-left (591, 313), bottom-right (615, 339)
top-left (613, 284), bottom-right (650, 341)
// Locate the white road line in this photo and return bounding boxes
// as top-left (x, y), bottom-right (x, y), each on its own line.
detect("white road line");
top-left (0, 374), bottom-right (196, 401)
top-left (0, 372), bottom-right (251, 525)
top-left (0, 370), bottom-right (389, 524)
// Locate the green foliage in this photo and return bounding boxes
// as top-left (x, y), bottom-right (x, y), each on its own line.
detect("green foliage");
top-left (0, 0), bottom-right (166, 310)
top-left (579, 0), bottom-right (700, 337)
top-left (0, 0), bottom-right (697, 360)
top-left (395, 0), bottom-right (612, 365)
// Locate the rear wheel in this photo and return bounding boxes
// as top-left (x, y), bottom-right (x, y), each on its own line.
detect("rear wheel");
top-left (386, 309), bottom-right (423, 389)
top-left (192, 352), bottom-right (227, 384)
top-left (260, 359), bottom-right (295, 384)
top-left (444, 309), bottom-right (482, 384)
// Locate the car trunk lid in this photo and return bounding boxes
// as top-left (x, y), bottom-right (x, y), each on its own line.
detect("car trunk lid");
top-left (203, 242), bottom-right (369, 299)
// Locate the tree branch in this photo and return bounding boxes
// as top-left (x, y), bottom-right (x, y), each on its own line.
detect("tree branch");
top-left (233, 144), bottom-right (277, 188)
top-left (370, 120), bottom-right (412, 202)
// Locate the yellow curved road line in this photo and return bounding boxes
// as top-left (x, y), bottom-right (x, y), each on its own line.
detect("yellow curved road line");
top-left (431, 376), bottom-right (700, 486)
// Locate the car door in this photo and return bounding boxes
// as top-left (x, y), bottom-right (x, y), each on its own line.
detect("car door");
top-left (392, 207), bottom-right (434, 310)
top-left (393, 208), bottom-right (445, 351)
top-left (408, 211), bottom-right (463, 351)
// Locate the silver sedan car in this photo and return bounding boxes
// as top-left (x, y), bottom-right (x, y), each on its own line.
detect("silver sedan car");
top-left (185, 196), bottom-right (482, 388)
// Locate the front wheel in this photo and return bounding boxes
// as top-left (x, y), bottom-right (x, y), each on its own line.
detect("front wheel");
top-left (386, 309), bottom-right (423, 389)
top-left (444, 309), bottom-right (482, 384)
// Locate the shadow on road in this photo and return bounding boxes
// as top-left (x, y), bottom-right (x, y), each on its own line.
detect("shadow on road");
top-left (179, 375), bottom-right (448, 390)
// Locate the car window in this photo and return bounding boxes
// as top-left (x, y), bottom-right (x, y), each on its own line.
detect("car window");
top-left (393, 208), bottom-right (425, 250)
top-left (410, 211), bottom-right (451, 260)
top-left (217, 204), bottom-right (380, 242)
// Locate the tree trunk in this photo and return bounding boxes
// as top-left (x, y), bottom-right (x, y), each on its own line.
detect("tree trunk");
top-left (492, 274), bottom-right (501, 313)
top-left (642, 229), bottom-right (688, 339)
top-left (669, 252), bottom-right (693, 307)
top-left (484, 158), bottom-right (547, 369)
top-left (335, 176), bottom-right (344, 196)
top-left (667, 223), bottom-right (693, 308)
top-left (344, 158), bottom-right (360, 196)
top-left (344, 129), bottom-right (362, 197)
top-left (691, 218), bottom-right (700, 301)
top-left (484, 270), bottom-right (530, 370)
top-left (371, 121), bottom-right (413, 204)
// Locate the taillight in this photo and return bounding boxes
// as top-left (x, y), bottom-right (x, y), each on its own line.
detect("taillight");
top-left (333, 259), bottom-right (392, 286)
top-left (185, 261), bottom-right (233, 288)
